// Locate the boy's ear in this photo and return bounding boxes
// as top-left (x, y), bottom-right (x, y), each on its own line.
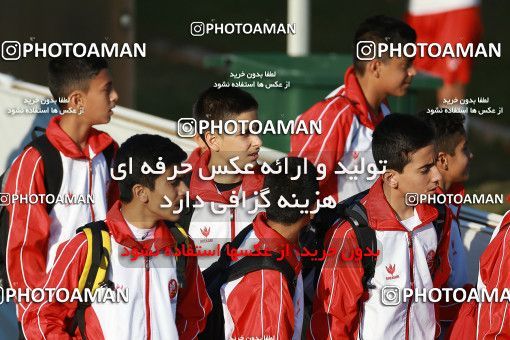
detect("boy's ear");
top-left (132, 184), bottom-right (149, 203)
top-left (366, 59), bottom-right (382, 78)
top-left (308, 202), bottom-right (318, 220)
top-left (68, 90), bottom-right (85, 110)
top-left (383, 170), bottom-right (399, 189)
top-left (437, 152), bottom-right (448, 171)
top-left (204, 131), bottom-right (220, 152)
top-left (193, 133), bottom-right (208, 152)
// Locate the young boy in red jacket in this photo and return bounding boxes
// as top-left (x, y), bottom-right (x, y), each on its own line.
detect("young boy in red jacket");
top-left (182, 87), bottom-right (264, 270)
top-left (420, 111), bottom-right (476, 336)
top-left (21, 134), bottom-right (212, 339)
top-left (221, 157), bottom-right (318, 339)
top-left (290, 15), bottom-right (416, 202)
top-left (4, 57), bottom-right (119, 317)
top-left (447, 210), bottom-right (510, 339)
top-left (309, 114), bottom-right (453, 340)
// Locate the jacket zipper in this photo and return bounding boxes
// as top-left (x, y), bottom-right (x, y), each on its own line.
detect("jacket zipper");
top-left (230, 208), bottom-right (236, 241)
top-left (88, 158), bottom-right (96, 221)
top-left (405, 231), bottom-right (414, 340)
top-left (145, 256), bottom-right (151, 340)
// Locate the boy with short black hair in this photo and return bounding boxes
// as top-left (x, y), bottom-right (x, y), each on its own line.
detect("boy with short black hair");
top-left (291, 15), bottom-right (417, 202)
top-left (219, 157), bottom-right (318, 339)
top-left (420, 111), bottom-right (473, 289)
top-left (309, 114), bottom-right (453, 339)
top-left (22, 134), bottom-right (212, 339)
top-left (4, 57), bottom-right (119, 310)
top-left (182, 86), bottom-right (264, 269)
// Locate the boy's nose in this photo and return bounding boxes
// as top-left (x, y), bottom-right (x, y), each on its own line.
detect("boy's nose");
top-left (251, 134), bottom-right (262, 147)
top-left (111, 88), bottom-right (119, 104)
top-left (408, 65), bottom-right (417, 77)
top-left (178, 180), bottom-right (189, 195)
top-left (430, 164), bottom-right (442, 184)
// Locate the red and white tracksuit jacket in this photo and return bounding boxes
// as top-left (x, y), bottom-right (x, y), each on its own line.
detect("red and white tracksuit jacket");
top-left (221, 212), bottom-right (304, 340)
top-left (21, 201), bottom-right (212, 340)
top-left (476, 210), bottom-right (510, 338)
top-left (186, 149), bottom-right (265, 270)
top-left (290, 66), bottom-right (391, 202)
top-left (5, 116), bottom-right (118, 311)
top-left (309, 177), bottom-right (453, 340)
top-left (447, 210), bottom-right (510, 340)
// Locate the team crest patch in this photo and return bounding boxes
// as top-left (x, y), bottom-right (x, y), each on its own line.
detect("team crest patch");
top-left (200, 226), bottom-right (213, 243)
top-left (426, 250), bottom-right (436, 271)
top-left (385, 264), bottom-right (400, 280)
top-left (168, 279), bottom-right (178, 300)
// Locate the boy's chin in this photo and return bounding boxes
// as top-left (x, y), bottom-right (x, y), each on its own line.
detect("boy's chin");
top-left (392, 87), bottom-right (409, 97)
top-left (243, 160), bottom-right (258, 169)
top-left (162, 213), bottom-right (180, 222)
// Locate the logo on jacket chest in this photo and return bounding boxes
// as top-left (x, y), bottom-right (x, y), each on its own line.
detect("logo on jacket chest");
top-left (385, 264), bottom-right (400, 280)
top-left (199, 226), bottom-right (213, 243)
top-left (168, 279), bottom-right (178, 300)
top-left (426, 250), bottom-right (436, 272)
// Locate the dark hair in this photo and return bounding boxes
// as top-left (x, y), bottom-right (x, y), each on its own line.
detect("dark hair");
top-left (114, 134), bottom-right (187, 203)
top-left (48, 57), bottom-right (108, 109)
top-left (372, 113), bottom-right (435, 173)
top-left (264, 157), bottom-right (319, 225)
top-left (353, 15), bottom-right (416, 75)
top-left (192, 86), bottom-right (258, 140)
top-left (418, 111), bottom-right (466, 155)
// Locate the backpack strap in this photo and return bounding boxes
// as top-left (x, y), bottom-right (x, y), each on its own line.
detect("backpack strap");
top-left (221, 224), bottom-right (296, 296)
top-left (31, 126), bottom-right (46, 140)
top-left (69, 221), bottom-right (111, 339)
top-left (28, 130), bottom-right (63, 214)
top-left (201, 224), bottom-right (254, 287)
top-left (102, 143), bottom-right (115, 168)
top-left (227, 254), bottom-right (297, 297)
top-left (432, 203), bottom-right (446, 240)
top-left (167, 221), bottom-right (190, 289)
top-left (431, 203), bottom-right (446, 274)
top-left (345, 202), bottom-right (377, 291)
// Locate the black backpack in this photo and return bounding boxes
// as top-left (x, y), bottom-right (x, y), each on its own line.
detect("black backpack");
top-left (198, 224), bottom-right (297, 339)
top-left (0, 127), bottom-right (115, 289)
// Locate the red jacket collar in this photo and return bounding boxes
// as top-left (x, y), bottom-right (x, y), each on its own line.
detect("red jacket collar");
top-left (105, 201), bottom-right (176, 250)
top-left (362, 177), bottom-right (439, 231)
top-left (186, 147), bottom-right (203, 169)
top-left (340, 66), bottom-right (387, 129)
top-left (437, 183), bottom-right (465, 218)
top-left (252, 212), bottom-right (302, 275)
top-left (190, 149), bottom-right (265, 203)
top-left (501, 212), bottom-right (510, 232)
top-left (46, 115), bottom-right (114, 159)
